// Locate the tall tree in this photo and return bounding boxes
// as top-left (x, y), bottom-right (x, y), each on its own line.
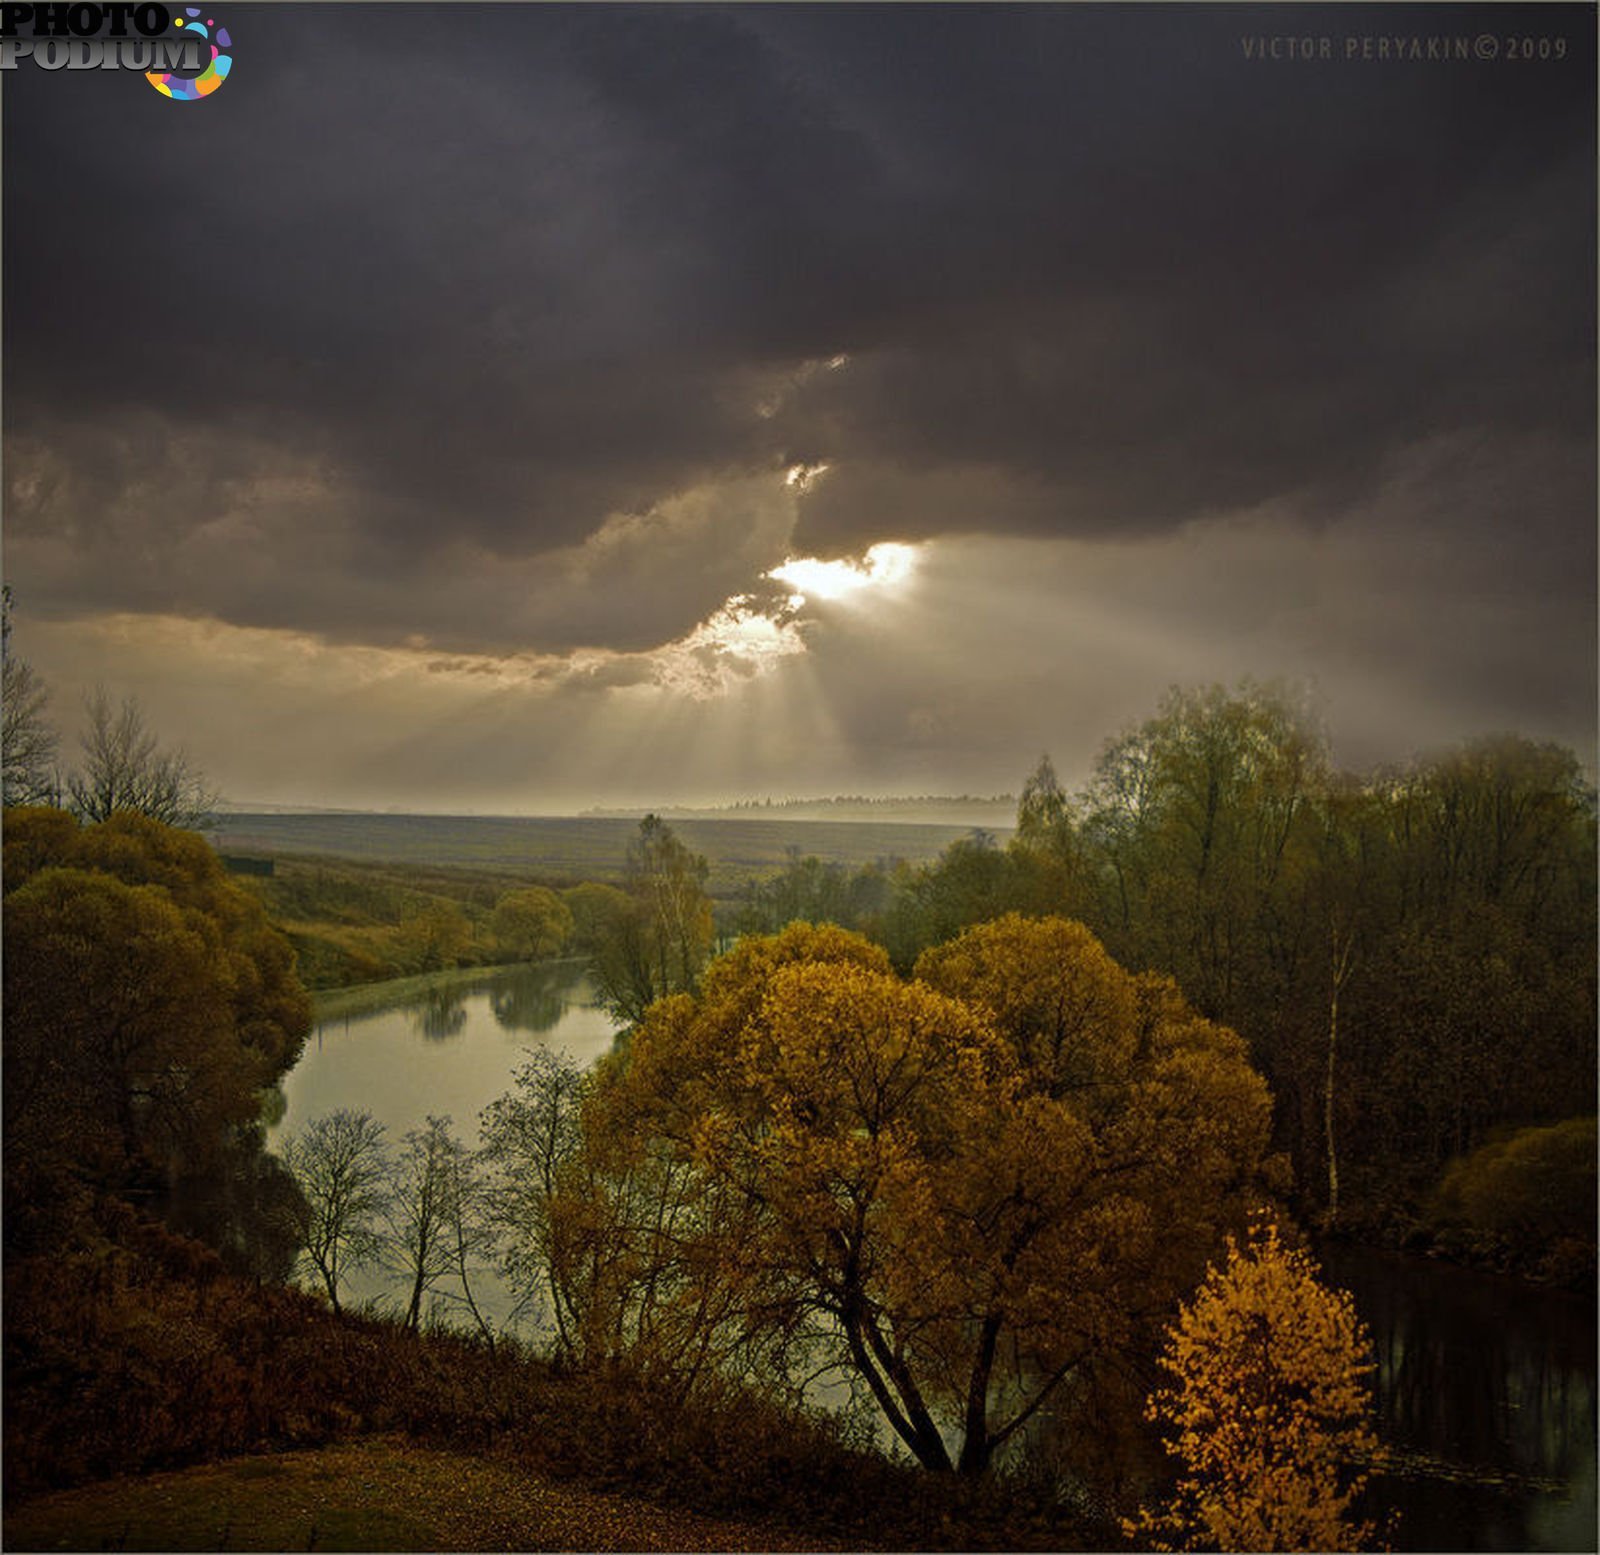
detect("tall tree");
top-left (557, 918), bottom-right (1272, 1475)
top-left (480, 1050), bottom-right (591, 1350)
top-left (3, 809), bottom-right (311, 1204)
top-left (626, 813), bottom-right (713, 1000)
top-left (490, 885), bottom-right (573, 962)
top-left (1009, 753), bottom-right (1091, 917)
top-left (586, 816), bottom-right (714, 1024)
top-left (385, 1114), bottom-right (477, 1331)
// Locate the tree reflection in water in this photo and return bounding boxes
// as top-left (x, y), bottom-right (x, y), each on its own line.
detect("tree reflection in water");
top-left (487, 962), bottom-right (579, 1035)
top-left (1320, 1242), bottom-right (1596, 1552)
top-left (413, 985), bottom-right (469, 1043)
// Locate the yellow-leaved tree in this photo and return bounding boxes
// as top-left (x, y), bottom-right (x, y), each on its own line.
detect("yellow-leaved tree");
top-left (543, 916), bottom-right (1274, 1476)
top-left (1126, 1221), bottom-right (1383, 1552)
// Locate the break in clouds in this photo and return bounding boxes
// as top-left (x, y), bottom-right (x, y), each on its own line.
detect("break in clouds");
top-left (3, 4), bottom-right (1594, 805)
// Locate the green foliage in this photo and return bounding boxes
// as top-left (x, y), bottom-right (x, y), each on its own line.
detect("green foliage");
top-left (491, 885), bottom-right (573, 961)
top-left (247, 855), bottom-right (576, 989)
top-left (731, 846), bottom-right (898, 941)
top-left (695, 685), bottom-right (1594, 1239)
top-left (578, 815), bottom-right (714, 1025)
top-left (397, 900), bottom-right (474, 972)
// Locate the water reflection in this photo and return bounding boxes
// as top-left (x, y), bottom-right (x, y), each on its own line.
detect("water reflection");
top-left (1321, 1242), bottom-right (1597, 1552)
top-left (275, 960), bottom-right (618, 1152)
top-left (486, 962), bottom-right (572, 1035)
top-left (266, 959), bottom-right (619, 1331)
top-left (415, 986), bottom-right (468, 1042)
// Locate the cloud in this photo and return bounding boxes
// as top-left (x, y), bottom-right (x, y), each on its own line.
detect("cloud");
top-left (4, 4), bottom-right (1592, 812)
top-left (5, 4), bottom-right (1591, 660)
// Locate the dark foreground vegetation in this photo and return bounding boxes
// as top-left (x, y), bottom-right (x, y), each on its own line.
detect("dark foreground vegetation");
top-left (3, 679), bottom-right (1594, 1551)
top-left (3, 1199), bottom-right (1111, 1551)
top-left (5, 1438), bottom-right (833, 1553)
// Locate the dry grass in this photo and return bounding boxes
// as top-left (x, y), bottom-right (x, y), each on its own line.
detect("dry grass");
top-left (3, 1435), bottom-right (834, 1553)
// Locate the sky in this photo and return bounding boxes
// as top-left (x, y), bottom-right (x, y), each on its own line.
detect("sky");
top-left (4, 2), bottom-right (1595, 813)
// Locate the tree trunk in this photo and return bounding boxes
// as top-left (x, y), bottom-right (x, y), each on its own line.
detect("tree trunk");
top-left (957, 1313), bottom-right (1004, 1475)
top-left (1325, 929), bottom-right (1354, 1223)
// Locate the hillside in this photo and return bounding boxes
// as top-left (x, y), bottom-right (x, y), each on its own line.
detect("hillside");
top-left (4, 1438), bottom-right (829, 1553)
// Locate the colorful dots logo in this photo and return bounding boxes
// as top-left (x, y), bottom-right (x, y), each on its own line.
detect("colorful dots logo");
top-left (147, 6), bottom-right (230, 100)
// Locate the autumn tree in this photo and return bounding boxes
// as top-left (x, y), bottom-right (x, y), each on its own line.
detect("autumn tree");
top-left (1126, 1221), bottom-right (1382, 1552)
top-left (490, 885), bottom-right (573, 962)
top-left (398, 900), bottom-right (473, 973)
top-left (282, 1108), bottom-right (391, 1315)
top-left (4, 809), bottom-right (311, 1197)
top-left (554, 917), bottom-right (1272, 1474)
top-left (5, 866), bottom-right (260, 1180)
top-left (67, 688), bottom-right (218, 829)
top-left (1430, 1116), bottom-right (1596, 1274)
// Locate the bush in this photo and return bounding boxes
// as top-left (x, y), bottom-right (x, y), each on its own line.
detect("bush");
top-left (1430, 1116), bottom-right (1597, 1281)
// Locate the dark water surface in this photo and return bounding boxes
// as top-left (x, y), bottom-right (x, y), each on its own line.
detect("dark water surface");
top-left (1321, 1242), bottom-right (1596, 1552)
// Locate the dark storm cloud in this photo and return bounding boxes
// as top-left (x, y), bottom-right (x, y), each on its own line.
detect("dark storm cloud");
top-left (4, 3), bottom-right (1593, 652)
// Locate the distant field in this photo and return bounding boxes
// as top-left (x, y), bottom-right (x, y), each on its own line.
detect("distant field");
top-left (211, 812), bottom-right (1003, 897)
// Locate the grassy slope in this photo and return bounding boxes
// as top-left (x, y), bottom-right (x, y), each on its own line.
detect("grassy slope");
top-left (3, 1438), bottom-right (829, 1553)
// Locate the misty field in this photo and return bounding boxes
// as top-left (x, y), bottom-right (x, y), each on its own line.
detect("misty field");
top-left (211, 811), bottom-right (995, 899)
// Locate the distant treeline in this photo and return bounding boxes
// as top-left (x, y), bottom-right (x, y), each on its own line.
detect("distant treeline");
top-left (229, 682), bottom-right (1596, 1265)
top-left (728, 684), bottom-right (1597, 1264)
top-left (584, 793), bottom-right (1017, 821)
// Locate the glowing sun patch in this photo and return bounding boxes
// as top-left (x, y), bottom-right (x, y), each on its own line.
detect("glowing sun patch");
top-left (767, 543), bottom-right (916, 604)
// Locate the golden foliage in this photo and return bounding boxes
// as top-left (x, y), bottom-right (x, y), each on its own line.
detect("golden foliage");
top-left (1126, 1221), bottom-right (1383, 1552)
top-left (557, 916), bottom-right (1275, 1475)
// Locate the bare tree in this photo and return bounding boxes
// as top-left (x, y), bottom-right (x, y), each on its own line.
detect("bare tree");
top-left (385, 1114), bottom-right (483, 1332)
top-left (391, 1117), bottom-right (452, 1330)
top-left (282, 1109), bottom-right (391, 1315)
top-left (67, 688), bottom-right (218, 829)
top-left (438, 1132), bottom-right (500, 1349)
top-left (1, 586), bottom-right (59, 806)
top-left (480, 1050), bottom-right (589, 1351)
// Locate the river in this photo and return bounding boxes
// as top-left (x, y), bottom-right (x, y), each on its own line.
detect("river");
top-left (268, 965), bottom-right (1596, 1550)
top-left (1321, 1242), bottom-right (1596, 1552)
top-left (265, 959), bottom-right (619, 1326)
